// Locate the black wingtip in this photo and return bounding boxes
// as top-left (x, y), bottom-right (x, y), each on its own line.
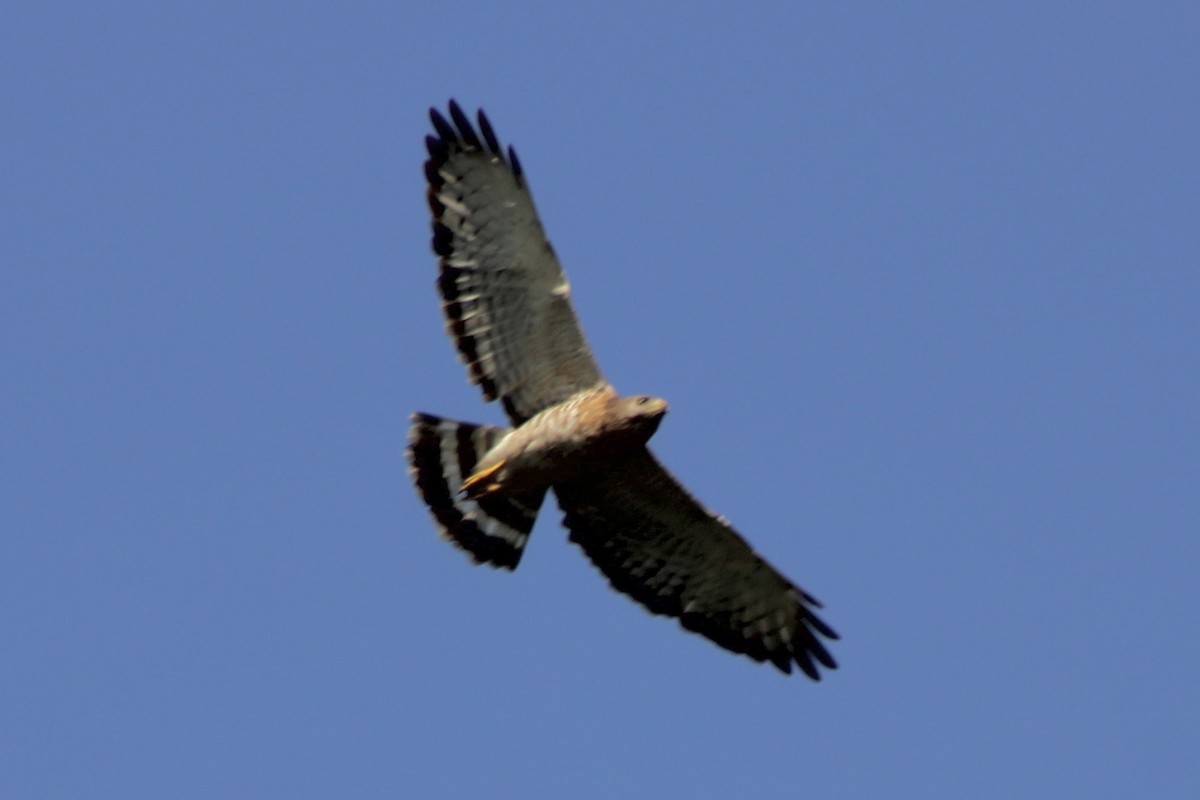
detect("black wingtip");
top-left (448, 100), bottom-right (482, 149)
top-left (429, 105), bottom-right (457, 144)
top-left (477, 109), bottom-right (501, 154)
top-left (813, 618), bottom-right (840, 642)
top-left (427, 101), bottom-right (524, 185)
top-left (795, 655), bottom-right (821, 681)
top-left (425, 134), bottom-right (447, 161)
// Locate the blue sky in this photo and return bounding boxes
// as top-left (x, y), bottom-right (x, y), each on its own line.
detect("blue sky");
top-left (3, 2), bottom-right (1198, 797)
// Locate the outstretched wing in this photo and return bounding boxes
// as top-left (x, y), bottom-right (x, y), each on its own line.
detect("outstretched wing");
top-left (554, 450), bottom-right (839, 679)
top-left (425, 100), bottom-right (606, 424)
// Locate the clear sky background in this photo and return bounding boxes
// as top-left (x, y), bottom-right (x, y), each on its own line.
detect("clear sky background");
top-left (3, 3), bottom-right (1197, 798)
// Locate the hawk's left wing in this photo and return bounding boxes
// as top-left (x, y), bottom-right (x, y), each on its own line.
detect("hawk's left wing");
top-left (425, 101), bottom-right (607, 424)
top-left (554, 450), bottom-right (839, 678)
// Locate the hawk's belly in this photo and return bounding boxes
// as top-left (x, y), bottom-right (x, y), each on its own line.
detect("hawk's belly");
top-left (464, 387), bottom-right (664, 498)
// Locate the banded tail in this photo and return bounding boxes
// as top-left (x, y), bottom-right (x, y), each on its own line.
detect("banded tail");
top-left (406, 412), bottom-right (545, 569)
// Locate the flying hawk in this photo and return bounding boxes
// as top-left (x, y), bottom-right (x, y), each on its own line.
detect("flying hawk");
top-left (407, 101), bottom-right (839, 678)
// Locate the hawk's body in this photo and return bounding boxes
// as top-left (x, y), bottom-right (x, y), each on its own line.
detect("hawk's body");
top-left (407, 101), bottom-right (839, 679)
top-left (460, 387), bottom-right (669, 500)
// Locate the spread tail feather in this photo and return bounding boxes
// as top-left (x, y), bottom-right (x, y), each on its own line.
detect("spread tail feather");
top-left (406, 412), bottom-right (544, 569)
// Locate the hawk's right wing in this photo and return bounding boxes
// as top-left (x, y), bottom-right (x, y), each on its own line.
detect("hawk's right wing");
top-left (425, 101), bottom-right (606, 425)
top-left (554, 449), bottom-right (839, 679)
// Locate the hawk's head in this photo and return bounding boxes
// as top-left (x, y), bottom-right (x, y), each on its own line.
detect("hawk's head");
top-left (612, 394), bottom-right (669, 443)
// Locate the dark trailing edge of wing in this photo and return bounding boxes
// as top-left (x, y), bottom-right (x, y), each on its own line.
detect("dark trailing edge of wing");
top-left (560, 506), bottom-right (840, 680)
top-left (424, 100), bottom-right (528, 418)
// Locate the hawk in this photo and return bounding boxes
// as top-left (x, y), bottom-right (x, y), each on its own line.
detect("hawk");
top-left (407, 101), bottom-right (839, 678)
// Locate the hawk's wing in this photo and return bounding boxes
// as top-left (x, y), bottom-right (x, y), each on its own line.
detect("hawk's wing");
top-left (554, 449), bottom-right (839, 679)
top-left (425, 101), bottom-right (606, 424)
